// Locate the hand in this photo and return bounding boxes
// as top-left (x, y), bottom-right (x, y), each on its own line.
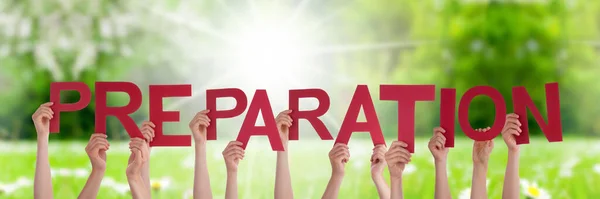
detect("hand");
top-left (428, 127), bottom-right (448, 163)
top-left (386, 141), bottom-right (411, 178)
top-left (189, 110), bottom-right (211, 143)
top-left (370, 144), bottom-right (387, 178)
top-left (85, 134), bottom-right (110, 171)
top-left (473, 127), bottom-right (494, 165)
top-left (222, 141), bottom-right (245, 173)
top-left (502, 113), bottom-right (522, 152)
top-left (329, 143), bottom-right (350, 176)
top-left (276, 110), bottom-right (293, 146)
top-left (126, 138), bottom-right (148, 177)
top-left (32, 102), bottom-right (54, 137)
top-left (140, 121), bottom-right (156, 144)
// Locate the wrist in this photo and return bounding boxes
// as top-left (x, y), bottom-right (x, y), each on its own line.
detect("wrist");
top-left (331, 172), bottom-right (344, 180)
top-left (371, 173), bottom-right (385, 183)
top-left (126, 173), bottom-right (142, 182)
top-left (227, 170), bottom-right (238, 176)
top-left (508, 147), bottom-right (520, 155)
top-left (390, 174), bottom-right (403, 182)
top-left (434, 159), bottom-right (447, 165)
top-left (91, 167), bottom-right (106, 174)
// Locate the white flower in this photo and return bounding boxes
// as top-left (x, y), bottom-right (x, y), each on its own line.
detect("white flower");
top-left (458, 188), bottom-right (471, 199)
top-left (112, 183), bottom-right (130, 195)
top-left (458, 179), bottom-right (489, 199)
top-left (102, 177), bottom-right (117, 187)
top-left (73, 168), bottom-right (90, 178)
top-left (182, 155), bottom-right (195, 169)
top-left (151, 177), bottom-right (172, 191)
top-left (559, 158), bottom-right (579, 178)
top-left (14, 177), bottom-right (32, 187)
top-left (403, 164), bottom-right (416, 174)
top-left (0, 184), bottom-right (19, 195)
top-left (521, 179), bottom-right (551, 199)
top-left (0, 177), bottom-right (33, 195)
top-left (52, 168), bottom-right (73, 177)
top-left (593, 164), bottom-right (600, 174)
top-left (183, 189), bottom-right (193, 199)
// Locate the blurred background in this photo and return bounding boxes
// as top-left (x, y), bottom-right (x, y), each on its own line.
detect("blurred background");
top-left (0, 0), bottom-right (599, 198)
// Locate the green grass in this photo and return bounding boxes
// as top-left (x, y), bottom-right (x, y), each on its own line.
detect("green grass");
top-left (0, 138), bottom-right (599, 198)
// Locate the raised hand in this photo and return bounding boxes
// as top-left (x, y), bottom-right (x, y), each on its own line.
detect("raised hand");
top-left (189, 110), bottom-right (210, 143)
top-left (370, 144), bottom-right (390, 199)
top-left (126, 138), bottom-right (150, 199)
top-left (386, 141), bottom-right (411, 178)
top-left (502, 113), bottom-right (522, 199)
top-left (126, 138), bottom-right (148, 177)
top-left (32, 102), bottom-right (54, 137)
top-left (275, 110), bottom-right (294, 199)
top-left (85, 134), bottom-right (110, 171)
top-left (473, 127), bottom-right (493, 165)
top-left (33, 102), bottom-right (54, 199)
top-left (190, 110), bottom-right (214, 199)
top-left (428, 127), bottom-right (448, 163)
top-left (502, 113), bottom-right (521, 151)
top-left (322, 143), bottom-right (350, 199)
top-left (223, 141), bottom-right (245, 173)
top-left (78, 134), bottom-right (110, 199)
top-left (471, 127), bottom-right (492, 199)
top-left (276, 110), bottom-right (293, 146)
top-left (223, 141), bottom-right (244, 199)
top-left (140, 121), bottom-right (156, 144)
top-left (370, 144), bottom-right (387, 178)
top-left (138, 121), bottom-right (155, 197)
top-left (386, 141), bottom-right (411, 199)
top-left (329, 143), bottom-right (350, 176)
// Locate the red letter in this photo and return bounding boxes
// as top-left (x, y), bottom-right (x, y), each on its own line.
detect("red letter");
top-left (335, 85), bottom-right (384, 146)
top-left (49, 82), bottom-right (92, 133)
top-left (380, 85), bottom-right (435, 153)
top-left (206, 89), bottom-right (248, 140)
top-left (95, 82), bottom-right (143, 138)
top-left (288, 89), bottom-right (333, 140)
top-left (459, 86), bottom-right (506, 141)
top-left (236, 90), bottom-right (284, 151)
top-left (149, 85), bottom-right (192, 147)
top-left (440, 88), bottom-right (456, 147)
top-left (511, 82), bottom-right (562, 144)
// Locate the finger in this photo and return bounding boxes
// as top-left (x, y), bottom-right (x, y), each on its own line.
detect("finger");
top-left (504, 123), bottom-right (522, 133)
top-left (41, 102), bottom-right (54, 107)
top-left (40, 107), bottom-right (54, 115)
top-left (142, 121), bottom-right (156, 128)
top-left (200, 109), bottom-right (210, 114)
top-left (387, 156), bottom-right (410, 164)
top-left (333, 143), bottom-right (349, 149)
top-left (433, 127), bottom-right (446, 134)
top-left (506, 113), bottom-right (519, 119)
top-left (330, 145), bottom-right (348, 155)
top-left (391, 141), bottom-right (408, 149)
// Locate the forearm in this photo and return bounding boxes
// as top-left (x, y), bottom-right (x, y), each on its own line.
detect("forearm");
top-left (34, 136), bottom-right (53, 199)
top-left (371, 174), bottom-right (390, 199)
top-left (502, 150), bottom-right (520, 199)
top-left (390, 177), bottom-right (404, 199)
top-left (77, 169), bottom-right (105, 199)
top-left (275, 151), bottom-right (293, 199)
top-left (471, 163), bottom-right (488, 199)
top-left (127, 175), bottom-right (149, 199)
top-left (194, 142), bottom-right (213, 199)
top-left (434, 161), bottom-right (451, 199)
top-left (225, 171), bottom-right (238, 199)
top-left (321, 174), bottom-right (343, 199)
top-left (142, 148), bottom-right (151, 197)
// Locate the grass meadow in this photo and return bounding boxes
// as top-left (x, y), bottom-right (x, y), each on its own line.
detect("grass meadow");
top-left (0, 138), bottom-right (599, 199)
